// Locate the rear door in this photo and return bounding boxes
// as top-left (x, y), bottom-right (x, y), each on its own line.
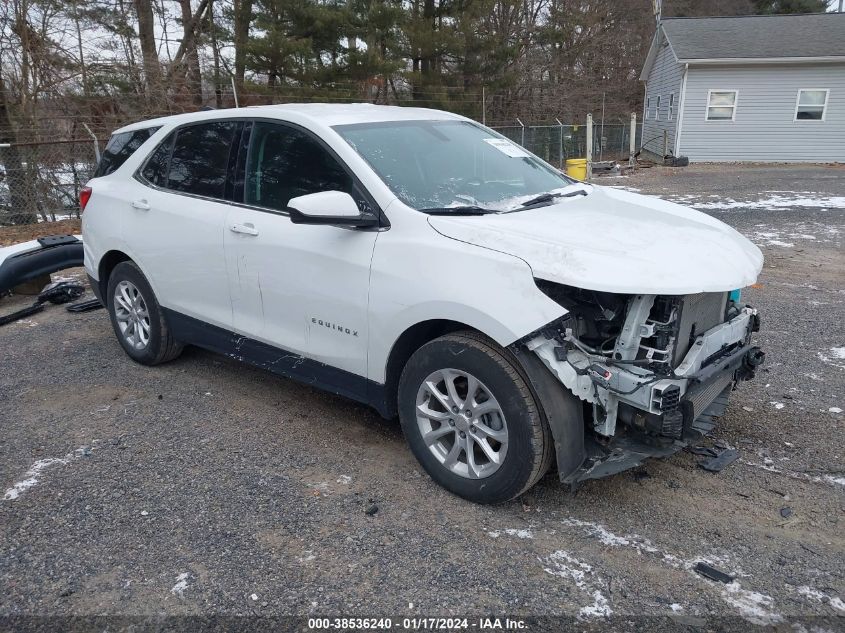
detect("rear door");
top-left (223, 120), bottom-right (379, 378)
top-left (126, 120), bottom-right (240, 329)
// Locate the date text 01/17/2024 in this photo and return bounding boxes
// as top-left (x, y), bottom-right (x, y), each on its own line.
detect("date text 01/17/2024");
top-left (307, 617), bottom-right (527, 630)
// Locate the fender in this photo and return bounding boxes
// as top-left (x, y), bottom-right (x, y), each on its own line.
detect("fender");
top-left (510, 342), bottom-right (586, 482)
top-left (0, 235), bottom-right (83, 294)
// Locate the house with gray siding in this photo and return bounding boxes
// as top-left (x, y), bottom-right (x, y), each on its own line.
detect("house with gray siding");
top-left (639, 13), bottom-right (845, 162)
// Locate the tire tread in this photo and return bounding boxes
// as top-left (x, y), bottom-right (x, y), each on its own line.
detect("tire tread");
top-left (399, 329), bottom-right (553, 502)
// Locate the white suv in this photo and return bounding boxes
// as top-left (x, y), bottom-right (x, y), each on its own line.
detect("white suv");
top-left (82, 104), bottom-right (764, 503)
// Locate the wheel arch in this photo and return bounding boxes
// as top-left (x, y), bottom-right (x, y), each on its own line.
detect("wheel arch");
top-left (97, 249), bottom-right (132, 298)
top-left (379, 319), bottom-right (483, 419)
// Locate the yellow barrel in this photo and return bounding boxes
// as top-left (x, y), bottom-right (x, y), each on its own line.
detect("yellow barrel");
top-left (565, 158), bottom-right (587, 180)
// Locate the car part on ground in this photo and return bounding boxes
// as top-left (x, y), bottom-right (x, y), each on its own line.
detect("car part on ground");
top-left (0, 281), bottom-right (86, 326)
top-left (66, 298), bottom-right (104, 313)
top-left (698, 448), bottom-right (741, 472)
top-left (0, 235), bottom-right (83, 295)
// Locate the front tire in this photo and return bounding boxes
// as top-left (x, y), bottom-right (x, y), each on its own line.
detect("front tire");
top-left (398, 331), bottom-right (552, 504)
top-left (106, 261), bottom-right (183, 366)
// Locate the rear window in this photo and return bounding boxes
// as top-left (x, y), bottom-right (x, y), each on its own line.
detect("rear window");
top-left (95, 127), bottom-right (160, 177)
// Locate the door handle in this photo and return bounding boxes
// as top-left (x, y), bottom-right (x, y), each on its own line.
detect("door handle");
top-left (131, 199), bottom-right (150, 210)
top-left (230, 222), bottom-right (259, 236)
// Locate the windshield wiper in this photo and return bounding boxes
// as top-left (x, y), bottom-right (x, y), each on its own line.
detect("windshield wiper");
top-left (518, 188), bottom-right (588, 209)
top-left (419, 205), bottom-right (497, 216)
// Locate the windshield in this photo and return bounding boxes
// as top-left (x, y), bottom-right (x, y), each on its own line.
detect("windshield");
top-left (334, 120), bottom-right (578, 213)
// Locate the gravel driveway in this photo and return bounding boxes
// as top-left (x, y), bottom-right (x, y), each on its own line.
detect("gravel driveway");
top-left (1, 164), bottom-right (843, 631)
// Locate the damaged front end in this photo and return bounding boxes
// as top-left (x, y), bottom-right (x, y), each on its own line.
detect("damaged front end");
top-left (521, 281), bottom-right (764, 483)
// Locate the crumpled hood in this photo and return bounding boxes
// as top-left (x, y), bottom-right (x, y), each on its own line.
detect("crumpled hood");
top-left (427, 186), bottom-right (763, 294)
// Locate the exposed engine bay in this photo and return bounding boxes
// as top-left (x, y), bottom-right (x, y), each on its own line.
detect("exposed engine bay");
top-left (522, 281), bottom-right (764, 482)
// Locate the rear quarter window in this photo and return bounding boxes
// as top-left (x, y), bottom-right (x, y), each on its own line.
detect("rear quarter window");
top-left (95, 127), bottom-right (161, 177)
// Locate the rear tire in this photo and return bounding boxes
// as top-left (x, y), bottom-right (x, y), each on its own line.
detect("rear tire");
top-left (106, 261), bottom-right (183, 366)
top-left (398, 331), bottom-right (552, 504)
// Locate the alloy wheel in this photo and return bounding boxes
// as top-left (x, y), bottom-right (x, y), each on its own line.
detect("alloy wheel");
top-left (415, 368), bottom-right (509, 479)
top-left (113, 280), bottom-right (151, 351)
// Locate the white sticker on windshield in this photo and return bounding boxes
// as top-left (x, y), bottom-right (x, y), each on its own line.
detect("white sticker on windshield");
top-left (483, 138), bottom-right (530, 158)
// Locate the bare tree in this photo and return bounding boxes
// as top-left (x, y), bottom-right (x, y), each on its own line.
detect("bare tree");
top-left (232, 0), bottom-right (252, 92)
top-left (133, 0), bottom-right (164, 104)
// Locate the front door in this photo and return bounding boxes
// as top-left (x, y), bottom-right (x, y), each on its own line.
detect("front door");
top-left (224, 121), bottom-right (379, 380)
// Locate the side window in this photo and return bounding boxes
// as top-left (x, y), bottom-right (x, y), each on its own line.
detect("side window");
top-left (245, 122), bottom-right (353, 212)
top-left (95, 127), bottom-right (160, 177)
top-left (167, 121), bottom-right (237, 199)
top-left (140, 134), bottom-right (173, 187)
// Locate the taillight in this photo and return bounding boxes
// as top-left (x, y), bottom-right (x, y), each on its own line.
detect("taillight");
top-left (79, 186), bottom-right (92, 212)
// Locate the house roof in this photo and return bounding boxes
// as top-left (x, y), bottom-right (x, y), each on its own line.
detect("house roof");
top-left (663, 13), bottom-right (845, 60)
top-left (641, 13), bottom-right (845, 79)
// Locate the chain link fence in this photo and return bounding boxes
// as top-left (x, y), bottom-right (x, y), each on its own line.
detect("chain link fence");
top-left (0, 119), bottom-right (642, 227)
top-left (1, 139), bottom-right (100, 226)
top-left (489, 122), bottom-right (643, 167)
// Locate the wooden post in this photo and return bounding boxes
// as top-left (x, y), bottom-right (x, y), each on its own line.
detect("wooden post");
top-left (629, 113), bottom-right (637, 167)
top-left (586, 113), bottom-right (593, 181)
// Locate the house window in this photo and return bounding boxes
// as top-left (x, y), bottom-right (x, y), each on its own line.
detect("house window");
top-left (645, 97), bottom-right (651, 120)
top-left (668, 94), bottom-right (675, 121)
top-left (706, 90), bottom-right (737, 121)
top-left (656, 95), bottom-right (661, 121)
top-left (795, 89), bottom-right (828, 121)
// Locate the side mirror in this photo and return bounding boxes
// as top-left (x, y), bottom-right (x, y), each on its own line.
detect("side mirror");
top-left (287, 191), bottom-right (377, 227)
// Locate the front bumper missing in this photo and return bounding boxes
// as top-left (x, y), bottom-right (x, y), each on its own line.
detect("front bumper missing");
top-left (524, 307), bottom-right (763, 483)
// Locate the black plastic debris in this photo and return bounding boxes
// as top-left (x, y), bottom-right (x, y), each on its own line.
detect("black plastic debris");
top-left (0, 302), bottom-right (44, 325)
top-left (699, 448), bottom-right (740, 473)
top-left (689, 445), bottom-right (718, 457)
top-left (39, 281), bottom-right (85, 304)
top-left (66, 298), bottom-right (103, 313)
top-left (694, 562), bottom-right (734, 584)
top-left (0, 281), bottom-right (85, 326)
top-left (780, 507), bottom-right (793, 519)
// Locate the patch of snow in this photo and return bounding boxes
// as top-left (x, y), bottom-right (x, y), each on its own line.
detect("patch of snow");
top-left (722, 582), bottom-right (783, 626)
top-left (742, 460), bottom-right (845, 489)
top-left (504, 528), bottom-right (533, 539)
top-left (488, 528), bottom-right (533, 539)
top-left (670, 191), bottom-right (845, 211)
top-left (336, 475), bottom-right (352, 485)
top-left (770, 402), bottom-right (785, 410)
top-left (541, 550), bottom-right (611, 618)
top-left (670, 603), bottom-right (683, 613)
top-left (170, 572), bottom-right (190, 596)
top-left (3, 446), bottom-right (90, 500)
top-left (829, 407), bottom-right (843, 414)
top-left (560, 517), bottom-right (659, 552)
top-left (817, 348), bottom-right (845, 371)
top-left (559, 517), bottom-right (781, 624)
